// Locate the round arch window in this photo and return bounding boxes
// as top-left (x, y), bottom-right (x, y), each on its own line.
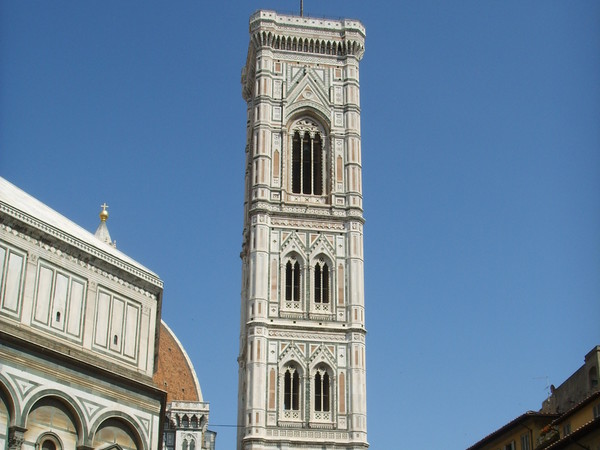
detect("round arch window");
top-left (37, 433), bottom-right (62, 450)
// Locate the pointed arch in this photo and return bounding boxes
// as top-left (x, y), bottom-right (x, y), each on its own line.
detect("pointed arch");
top-left (286, 115), bottom-right (330, 198)
top-left (314, 260), bottom-right (330, 304)
top-left (285, 260), bottom-right (300, 302)
top-left (311, 361), bottom-right (335, 420)
top-left (283, 365), bottom-right (300, 411)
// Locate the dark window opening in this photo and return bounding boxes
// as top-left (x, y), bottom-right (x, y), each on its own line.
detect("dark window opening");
top-left (315, 370), bottom-right (330, 412)
top-left (284, 367), bottom-right (300, 410)
top-left (291, 130), bottom-right (323, 195)
top-left (41, 440), bottom-right (57, 450)
top-left (314, 262), bottom-right (329, 304)
top-left (292, 133), bottom-right (301, 193)
top-left (285, 261), bottom-right (300, 301)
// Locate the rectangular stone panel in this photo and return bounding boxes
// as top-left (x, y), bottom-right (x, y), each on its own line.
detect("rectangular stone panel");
top-left (67, 279), bottom-right (85, 337)
top-left (123, 303), bottom-right (139, 358)
top-left (34, 265), bottom-right (54, 324)
top-left (95, 291), bottom-right (111, 348)
top-left (2, 249), bottom-right (24, 313)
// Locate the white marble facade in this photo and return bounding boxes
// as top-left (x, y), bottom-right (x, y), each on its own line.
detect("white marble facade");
top-left (238, 11), bottom-right (367, 450)
top-left (0, 177), bottom-right (164, 450)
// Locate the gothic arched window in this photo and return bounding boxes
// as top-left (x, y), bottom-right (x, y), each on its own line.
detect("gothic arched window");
top-left (284, 366), bottom-right (300, 410)
top-left (285, 261), bottom-right (300, 301)
top-left (314, 368), bottom-right (330, 412)
top-left (291, 128), bottom-right (323, 195)
top-left (314, 262), bottom-right (329, 304)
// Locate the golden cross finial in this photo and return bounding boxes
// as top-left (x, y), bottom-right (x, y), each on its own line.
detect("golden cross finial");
top-left (99, 203), bottom-right (109, 222)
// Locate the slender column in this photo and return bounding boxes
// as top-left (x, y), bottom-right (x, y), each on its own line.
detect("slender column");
top-left (300, 132), bottom-right (304, 193)
top-left (310, 134), bottom-right (315, 194)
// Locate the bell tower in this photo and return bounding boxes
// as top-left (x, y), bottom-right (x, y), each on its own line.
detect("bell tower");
top-left (238, 10), bottom-right (367, 450)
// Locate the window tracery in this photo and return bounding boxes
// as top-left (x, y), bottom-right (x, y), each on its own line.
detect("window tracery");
top-left (283, 366), bottom-right (300, 412)
top-left (285, 260), bottom-right (300, 302)
top-left (288, 118), bottom-right (327, 198)
top-left (280, 363), bottom-right (303, 421)
top-left (314, 261), bottom-right (329, 305)
top-left (313, 366), bottom-right (333, 422)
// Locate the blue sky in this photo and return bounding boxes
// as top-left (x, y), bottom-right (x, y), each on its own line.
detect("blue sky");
top-left (1, 1), bottom-right (599, 449)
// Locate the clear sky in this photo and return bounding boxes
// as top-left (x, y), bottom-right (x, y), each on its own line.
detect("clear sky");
top-left (1, 1), bottom-right (599, 449)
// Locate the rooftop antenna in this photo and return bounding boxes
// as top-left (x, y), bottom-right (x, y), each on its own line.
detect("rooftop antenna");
top-left (534, 376), bottom-right (551, 400)
top-left (300, 0), bottom-right (303, 16)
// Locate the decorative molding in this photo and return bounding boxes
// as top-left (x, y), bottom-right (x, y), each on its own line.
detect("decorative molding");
top-left (271, 218), bottom-right (344, 231)
top-left (0, 223), bottom-right (157, 299)
top-left (11, 374), bottom-right (40, 399)
top-left (250, 201), bottom-right (364, 220)
top-left (0, 205), bottom-right (162, 289)
top-left (79, 398), bottom-right (103, 420)
top-left (136, 415), bottom-right (151, 440)
top-left (268, 330), bottom-right (347, 342)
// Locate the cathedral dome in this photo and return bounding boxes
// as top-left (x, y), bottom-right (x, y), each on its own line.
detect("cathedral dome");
top-left (153, 321), bottom-right (203, 402)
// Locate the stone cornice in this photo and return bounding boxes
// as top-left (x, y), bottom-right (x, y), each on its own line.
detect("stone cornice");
top-left (0, 202), bottom-right (163, 290)
top-left (249, 201), bottom-right (365, 223)
top-left (248, 11), bottom-right (365, 61)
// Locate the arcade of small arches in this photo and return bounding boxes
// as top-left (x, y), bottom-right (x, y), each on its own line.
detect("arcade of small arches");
top-left (165, 414), bottom-right (205, 431)
top-left (252, 31), bottom-right (364, 58)
top-left (163, 413), bottom-right (207, 450)
top-left (0, 385), bottom-right (146, 450)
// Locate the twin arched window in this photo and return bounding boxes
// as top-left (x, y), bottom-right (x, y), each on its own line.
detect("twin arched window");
top-left (182, 438), bottom-right (196, 450)
top-left (314, 262), bottom-right (329, 304)
top-left (283, 366), bottom-right (300, 410)
top-left (285, 261), bottom-right (300, 301)
top-left (282, 364), bottom-right (332, 416)
top-left (284, 260), bottom-right (330, 306)
top-left (314, 368), bottom-right (331, 412)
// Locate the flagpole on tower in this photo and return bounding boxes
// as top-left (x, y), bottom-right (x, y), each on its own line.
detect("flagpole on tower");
top-left (300, 0), bottom-right (303, 16)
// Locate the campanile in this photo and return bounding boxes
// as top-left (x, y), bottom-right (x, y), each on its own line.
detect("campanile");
top-left (238, 10), bottom-right (367, 449)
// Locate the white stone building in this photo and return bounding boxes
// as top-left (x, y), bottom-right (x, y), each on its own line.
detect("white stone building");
top-left (0, 177), bottom-right (215, 450)
top-left (237, 10), bottom-right (368, 450)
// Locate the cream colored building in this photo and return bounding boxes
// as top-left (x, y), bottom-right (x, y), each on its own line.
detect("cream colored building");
top-left (468, 346), bottom-right (600, 450)
top-left (237, 10), bottom-right (368, 450)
